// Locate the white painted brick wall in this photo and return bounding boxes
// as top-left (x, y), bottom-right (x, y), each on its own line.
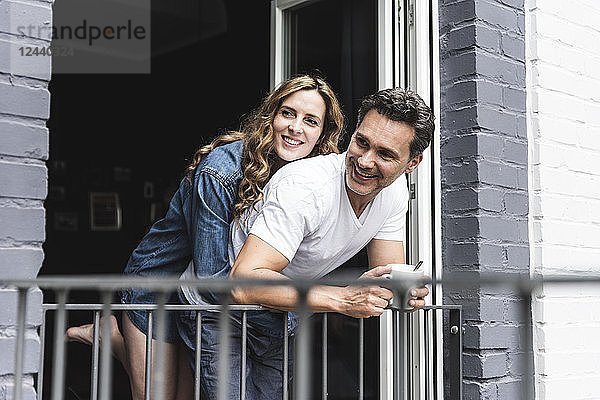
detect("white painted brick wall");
top-left (527, 0), bottom-right (600, 398)
top-left (0, 0), bottom-right (51, 397)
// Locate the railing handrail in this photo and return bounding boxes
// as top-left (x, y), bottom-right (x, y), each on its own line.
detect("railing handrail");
top-left (2, 272), bottom-right (600, 291)
top-left (39, 303), bottom-right (464, 314)
top-left (7, 272), bottom-right (600, 400)
top-left (41, 303), bottom-right (268, 311)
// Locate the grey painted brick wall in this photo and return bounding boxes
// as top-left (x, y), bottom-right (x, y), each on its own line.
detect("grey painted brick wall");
top-left (439, 0), bottom-right (532, 398)
top-left (0, 0), bottom-right (52, 397)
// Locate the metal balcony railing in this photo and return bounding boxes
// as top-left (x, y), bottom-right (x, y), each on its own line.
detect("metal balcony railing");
top-left (17, 274), bottom-right (589, 400)
top-left (6, 274), bottom-right (600, 400)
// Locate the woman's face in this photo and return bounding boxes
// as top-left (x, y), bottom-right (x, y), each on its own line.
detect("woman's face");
top-left (272, 89), bottom-right (326, 163)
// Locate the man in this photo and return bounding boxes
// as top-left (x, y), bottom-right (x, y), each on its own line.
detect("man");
top-left (178, 87), bottom-right (435, 399)
top-left (230, 87), bottom-right (434, 315)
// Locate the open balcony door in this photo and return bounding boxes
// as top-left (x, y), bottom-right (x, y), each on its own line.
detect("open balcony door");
top-left (270, 1), bottom-right (442, 398)
top-left (382, 1), bottom-right (442, 399)
top-left (373, 3), bottom-right (442, 399)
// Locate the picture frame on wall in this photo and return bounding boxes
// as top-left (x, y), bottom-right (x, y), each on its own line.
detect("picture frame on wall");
top-left (89, 192), bottom-right (122, 231)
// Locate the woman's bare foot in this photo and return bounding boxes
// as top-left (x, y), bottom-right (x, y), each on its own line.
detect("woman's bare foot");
top-left (66, 315), bottom-right (128, 367)
top-left (66, 323), bottom-right (96, 346)
top-left (66, 314), bottom-right (119, 344)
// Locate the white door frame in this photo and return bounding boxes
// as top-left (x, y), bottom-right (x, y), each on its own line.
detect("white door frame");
top-left (270, 1), bottom-right (442, 398)
top-left (378, 0), bottom-right (442, 399)
top-left (271, 0), bottom-right (315, 88)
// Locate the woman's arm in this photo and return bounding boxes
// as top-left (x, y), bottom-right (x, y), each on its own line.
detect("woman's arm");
top-left (188, 170), bottom-right (238, 277)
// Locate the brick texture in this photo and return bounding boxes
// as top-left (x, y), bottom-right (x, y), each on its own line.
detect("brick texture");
top-left (440, 0), bottom-right (531, 398)
top-left (0, 121), bottom-right (49, 160)
top-left (0, 0), bottom-right (51, 396)
top-left (527, 0), bottom-right (600, 398)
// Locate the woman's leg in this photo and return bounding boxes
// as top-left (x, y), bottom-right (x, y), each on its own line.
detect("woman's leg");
top-left (66, 311), bottom-right (194, 400)
top-left (177, 310), bottom-right (243, 400)
top-left (66, 315), bottom-right (128, 367)
top-left (122, 311), bottom-right (180, 400)
top-left (246, 328), bottom-right (293, 400)
top-left (175, 344), bottom-right (194, 400)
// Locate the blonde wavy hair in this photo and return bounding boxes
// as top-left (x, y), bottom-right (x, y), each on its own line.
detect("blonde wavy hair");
top-left (185, 75), bottom-right (344, 218)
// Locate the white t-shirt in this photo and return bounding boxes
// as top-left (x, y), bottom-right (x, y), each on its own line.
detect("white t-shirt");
top-left (228, 152), bottom-right (408, 280)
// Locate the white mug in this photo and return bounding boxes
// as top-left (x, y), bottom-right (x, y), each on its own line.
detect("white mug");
top-left (384, 263), bottom-right (425, 310)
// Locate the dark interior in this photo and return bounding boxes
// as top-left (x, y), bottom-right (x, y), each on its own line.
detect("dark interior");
top-left (41, 0), bottom-right (379, 398)
top-left (43, 0), bottom-right (272, 279)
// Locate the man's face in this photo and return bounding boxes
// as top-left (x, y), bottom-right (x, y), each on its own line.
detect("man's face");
top-left (345, 109), bottom-right (423, 199)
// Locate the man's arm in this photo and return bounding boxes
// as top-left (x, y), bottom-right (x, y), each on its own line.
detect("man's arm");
top-left (229, 234), bottom-right (394, 318)
top-left (366, 238), bottom-right (429, 310)
top-left (367, 238), bottom-right (406, 266)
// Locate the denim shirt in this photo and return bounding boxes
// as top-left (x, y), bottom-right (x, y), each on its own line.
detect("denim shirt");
top-left (123, 140), bottom-right (244, 286)
top-left (122, 140), bottom-right (293, 337)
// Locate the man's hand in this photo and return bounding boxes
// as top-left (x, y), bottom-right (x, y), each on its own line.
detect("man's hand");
top-left (337, 265), bottom-right (394, 318)
top-left (407, 284), bottom-right (429, 311)
top-left (336, 265), bottom-right (430, 316)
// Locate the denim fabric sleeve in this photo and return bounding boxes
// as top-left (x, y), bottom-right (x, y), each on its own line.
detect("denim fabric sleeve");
top-left (123, 178), bottom-right (192, 277)
top-left (189, 169), bottom-right (238, 278)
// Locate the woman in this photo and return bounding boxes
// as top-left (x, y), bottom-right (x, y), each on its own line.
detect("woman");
top-left (67, 74), bottom-right (344, 400)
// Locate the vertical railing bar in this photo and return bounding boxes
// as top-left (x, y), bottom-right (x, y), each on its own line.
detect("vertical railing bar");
top-left (406, 313), bottom-right (412, 399)
top-left (241, 311), bottom-right (247, 400)
top-left (392, 310), bottom-right (399, 400)
top-left (432, 308), bottom-right (437, 400)
top-left (399, 312), bottom-right (407, 400)
top-left (99, 291), bottom-right (113, 400)
top-left (144, 311), bottom-right (153, 400)
top-left (459, 308), bottom-right (463, 400)
top-left (51, 289), bottom-right (68, 400)
top-left (447, 308), bottom-right (462, 400)
top-left (194, 312), bottom-right (202, 400)
top-left (37, 308), bottom-right (47, 400)
top-left (91, 311), bottom-right (101, 400)
top-left (283, 312), bottom-right (289, 400)
top-left (520, 286), bottom-right (534, 400)
top-left (358, 317), bottom-right (364, 400)
top-left (294, 289), bottom-right (311, 400)
top-left (424, 310), bottom-right (430, 400)
top-left (153, 291), bottom-right (169, 400)
top-left (217, 295), bottom-right (231, 400)
top-left (322, 313), bottom-right (327, 400)
top-left (14, 288), bottom-right (28, 400)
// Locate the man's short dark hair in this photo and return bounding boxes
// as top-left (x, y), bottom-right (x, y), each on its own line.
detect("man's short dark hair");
top-left (356, 88), bottom-right (435, 159)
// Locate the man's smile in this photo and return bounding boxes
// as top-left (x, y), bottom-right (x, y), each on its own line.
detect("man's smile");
top-left (352, 162), bottom-right (378, 181)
